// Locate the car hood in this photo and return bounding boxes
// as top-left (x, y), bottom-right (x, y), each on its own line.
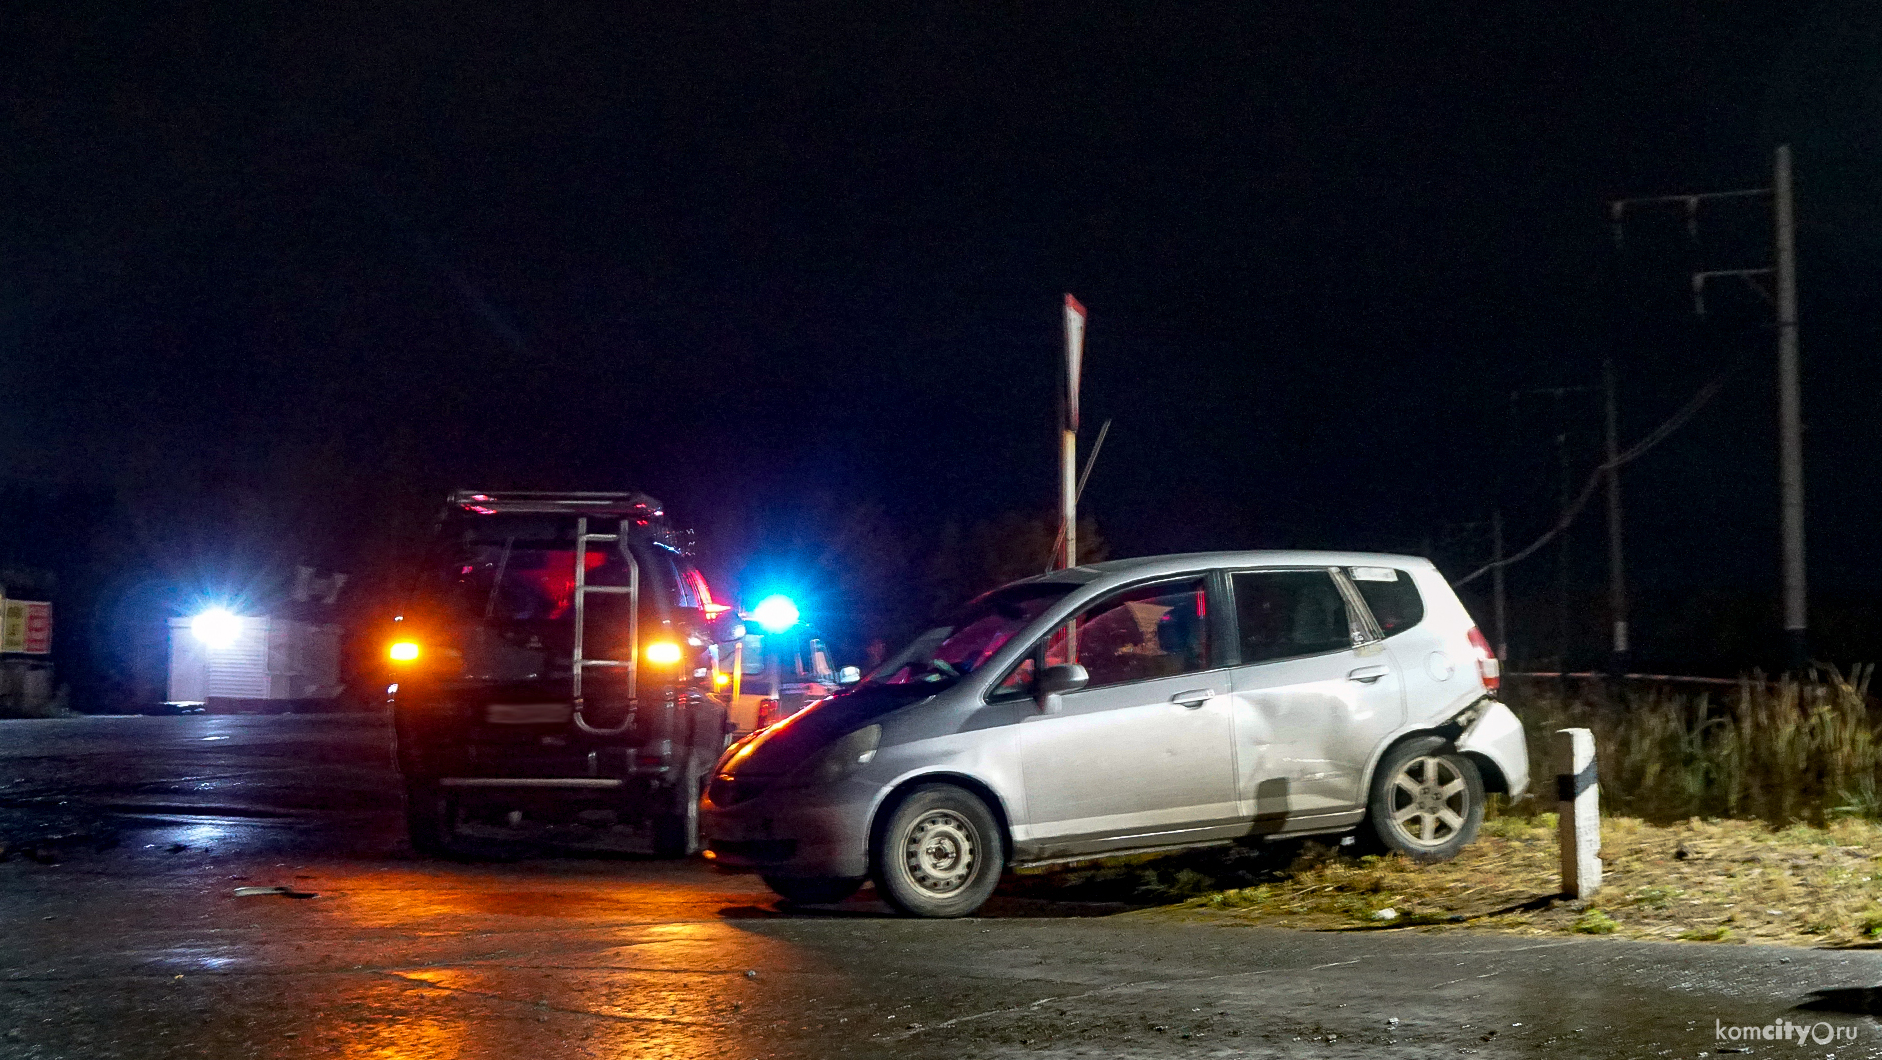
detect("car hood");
top-left (726, 683), bottom-right (936, 776)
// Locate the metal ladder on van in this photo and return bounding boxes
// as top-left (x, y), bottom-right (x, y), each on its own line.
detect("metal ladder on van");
top-left (570, 516), bottom-right (639, 736)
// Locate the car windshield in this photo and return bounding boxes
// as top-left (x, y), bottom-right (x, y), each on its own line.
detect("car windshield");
top-left (866, 583), bottom-right (1073, 688)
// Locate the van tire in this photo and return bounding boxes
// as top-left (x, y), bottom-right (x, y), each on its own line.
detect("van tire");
top-left (1363, 735), bottom-right (1484, 863)
top-left (651, 767), bottom-right (704, 857)
top-left (872, 784), bottom-right (1004, 918)
top-left (404, 779), bottom-right (458, 857)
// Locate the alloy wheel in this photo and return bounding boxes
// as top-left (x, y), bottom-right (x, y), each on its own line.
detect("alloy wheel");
top-left (1387, 755), bottom-right (1470, 849)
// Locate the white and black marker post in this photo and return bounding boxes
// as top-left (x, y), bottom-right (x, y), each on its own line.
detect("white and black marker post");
top-left (1555, 728), bottom-right (1601, 898)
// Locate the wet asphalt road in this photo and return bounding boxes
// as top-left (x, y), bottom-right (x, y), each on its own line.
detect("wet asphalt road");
top-left (3, 715), bottom-right (1882, 1059)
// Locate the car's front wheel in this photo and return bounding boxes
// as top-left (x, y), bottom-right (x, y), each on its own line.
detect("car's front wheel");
top-left (1364, 736), bottom-right (1484, 863)
top-left (872, 784), bottom-right (1004, 918)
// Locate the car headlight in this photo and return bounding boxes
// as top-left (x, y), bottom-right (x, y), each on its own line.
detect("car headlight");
top-left (787, 724), bottom-right (881, 788)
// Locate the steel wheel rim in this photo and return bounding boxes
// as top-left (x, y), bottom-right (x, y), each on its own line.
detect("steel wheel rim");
top-left (901, 810), bottom-right (977, 897)
top-left (1387, 755), bottom-right (1468, 849)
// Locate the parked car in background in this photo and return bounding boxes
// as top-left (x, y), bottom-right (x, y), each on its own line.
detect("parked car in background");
top-left (701, 551), bottom-right (1527, 917)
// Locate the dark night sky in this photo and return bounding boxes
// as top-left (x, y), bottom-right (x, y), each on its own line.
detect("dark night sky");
top-left (6, 1), bottom-right (1882, 674)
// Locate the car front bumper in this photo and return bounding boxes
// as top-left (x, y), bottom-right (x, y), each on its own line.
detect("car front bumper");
top-left (700, 779), bottom-right (874, 879)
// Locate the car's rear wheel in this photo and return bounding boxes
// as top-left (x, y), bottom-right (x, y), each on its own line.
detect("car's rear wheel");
top-left (1364, 736), bottom-right (1484, 863)
top-left (872, 784), bottom-right (1004, 918)
top-left (762, 875), bottom-right (865, 906)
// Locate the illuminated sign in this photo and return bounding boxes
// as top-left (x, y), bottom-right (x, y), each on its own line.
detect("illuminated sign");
top-left (1, 600), bottom-right (51, 654)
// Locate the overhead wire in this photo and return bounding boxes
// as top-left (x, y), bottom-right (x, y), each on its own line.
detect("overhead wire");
top-left (1455, 353), bottom-right (1749, 587)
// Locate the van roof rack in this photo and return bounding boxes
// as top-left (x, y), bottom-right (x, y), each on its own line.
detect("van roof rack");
top-left (445, 491), bottom-right (667, 518)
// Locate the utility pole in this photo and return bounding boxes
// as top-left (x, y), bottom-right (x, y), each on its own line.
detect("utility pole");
top-left (1061, 295), bottom-right (1087, 571)
top-left (1437, 517), bottom-right (1506, 661)
top-left (1513, 384), bottom-right (1592, 673)
top-left (1060, 414), bottom-right (1077, 569)
top-left (1602, 359), bottom-right (1629, 678)
top-left (1045, 418), bottom-right (1111, 573)
top-left (1774, 145), bottom-right (1806, 670)
top-left (1608, 144), bottom-right (1806, 669)
top-left (1492, 510), bottom-right (1509, 662)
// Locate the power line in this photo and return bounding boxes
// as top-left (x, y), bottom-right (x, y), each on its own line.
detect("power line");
top-left (1455, 355), bottom-right (1744, 587)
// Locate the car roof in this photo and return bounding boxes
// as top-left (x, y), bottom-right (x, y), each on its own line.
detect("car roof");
top-left (1039, 550), bottom-right (1436, 584)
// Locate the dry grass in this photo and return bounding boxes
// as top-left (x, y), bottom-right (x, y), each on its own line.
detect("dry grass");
top-left (1505, 667), bottom-right (1881, 825)
top-left (1116, 672), bottom-right (1882, 944)
top-left (1176, 814), bottom-right (1882, 948)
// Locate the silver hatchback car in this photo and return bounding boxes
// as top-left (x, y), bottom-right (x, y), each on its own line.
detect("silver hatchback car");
top-left (701, 552), bottom-right (1529, 917)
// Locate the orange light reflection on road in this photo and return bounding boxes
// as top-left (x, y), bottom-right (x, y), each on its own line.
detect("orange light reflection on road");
top-left (268, 863), bottom-right (822, 1060)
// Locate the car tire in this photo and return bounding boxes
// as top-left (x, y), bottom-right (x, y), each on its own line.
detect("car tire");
top-left (404, 779), bottom-right (458, 857)
top-left (762, 875), bottom-right (865, 906)
top-left (1363, 735), bottom-right (1484, 863)
top-left (872, 784), bottom-right (1004, 918)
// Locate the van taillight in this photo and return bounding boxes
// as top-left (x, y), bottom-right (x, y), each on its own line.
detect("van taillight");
top-left (1466, 626), bottom-right (1500, 692)
top-left (755, 698), bottom-right (781, 728)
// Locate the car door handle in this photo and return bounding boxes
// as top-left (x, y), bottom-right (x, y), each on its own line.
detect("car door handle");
top-left (1347, 665), bottom-right (1390, 683)
top-left (1171, 688), bottom-right (1216, 708)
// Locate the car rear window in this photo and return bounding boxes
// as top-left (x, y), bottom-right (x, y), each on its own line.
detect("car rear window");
top-left (1348, 567), bottom-right (1424, 637)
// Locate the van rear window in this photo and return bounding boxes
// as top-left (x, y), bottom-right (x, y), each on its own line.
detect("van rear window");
top-left (1349, 568), bottom-right (1424, 636)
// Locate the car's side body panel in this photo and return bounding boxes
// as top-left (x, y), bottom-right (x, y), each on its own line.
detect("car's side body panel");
top-left (1226, 646), bottom-right (1405, 819)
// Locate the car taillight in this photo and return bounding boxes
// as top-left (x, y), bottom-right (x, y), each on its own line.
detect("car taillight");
top-left (1466, 626), bottom-right (1500, 692)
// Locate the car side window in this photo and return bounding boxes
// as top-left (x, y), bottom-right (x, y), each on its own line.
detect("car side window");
top-left (990, 577), bottom-right (1212, 698)
top-left (1056, 577), bottom-right (1211, 689)
top-left (1347, 567), bottom-right (1424, 637)
top-left (1233, 570), bottom-right (1353, 663)
top-left (991, 655), bottom-right (1038, 700)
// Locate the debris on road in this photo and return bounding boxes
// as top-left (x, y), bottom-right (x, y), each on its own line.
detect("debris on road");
top-left (232, 885), bottom-right (317, 899)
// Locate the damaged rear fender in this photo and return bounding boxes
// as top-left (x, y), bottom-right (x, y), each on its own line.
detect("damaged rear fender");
top-left (1455, 699), bottom-right (1530, 800)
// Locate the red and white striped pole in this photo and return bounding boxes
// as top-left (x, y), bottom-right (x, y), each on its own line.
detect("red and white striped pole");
top-left (1061, 294), bottom-right (1087, 571)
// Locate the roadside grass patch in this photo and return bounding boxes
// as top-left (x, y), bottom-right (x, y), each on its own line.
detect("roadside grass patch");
top-left (1502, 668), bottom-right (1881, 826)
top-left (1166, 814), bottom-right (1882, 948)
top-left (1573, 909), bottom-right (1619, 934)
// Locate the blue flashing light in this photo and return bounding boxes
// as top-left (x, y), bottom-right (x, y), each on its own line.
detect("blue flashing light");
top-left (751, 594), bottom-right (800, 634)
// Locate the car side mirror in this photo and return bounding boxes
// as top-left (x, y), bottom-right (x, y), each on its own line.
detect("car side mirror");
top-left (836, 665), bottom-right (861, 686)
top-left (706, 611), bottom-right (746, 645)
top-left (1035, 663), bottom-right (1089, 714)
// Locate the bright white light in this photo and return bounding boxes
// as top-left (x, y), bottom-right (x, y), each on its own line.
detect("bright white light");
top-left (190, 609), bottom-right (242, 649)
top-left (752, 594), bottom-right (800, 634)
